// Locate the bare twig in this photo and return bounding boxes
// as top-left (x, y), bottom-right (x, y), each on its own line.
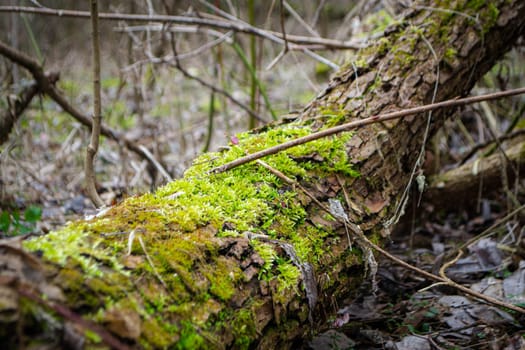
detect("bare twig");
top-left (460, 103), bottom-right (525, 164)
top-left (248, 0), bottom-right (258, 129)
top-left (282, 0), bottom-right (320, 38)
top-left (0, 6), bottom-right (363, 50)
top-left (266, 0), bottom-right (289, 70)
top-left (453, 204), bottom-right (525, 258)
top-left (121, 28), bottom-right (233, 71)
top-left (0, 82), bottom-right (40, 145)
top-left (310, 0), bottom-right (327, 28)
top-left (197, 1), bottom-right (339, 69)
top-left (210, 87), bottom-right (525, 174)
top-left (137, 145), bottom-right (172, 182)
top-left (85, 0), bottom-right (104, 208)
top-left (365, 234), bottom-right (525, 314)
top-left (4, 4), bottom-right (342, 69)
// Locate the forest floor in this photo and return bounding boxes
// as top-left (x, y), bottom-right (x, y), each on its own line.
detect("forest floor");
top-left (307, 202), bottom-right (525, 349)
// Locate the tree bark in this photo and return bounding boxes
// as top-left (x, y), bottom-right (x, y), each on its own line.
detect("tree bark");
top-left (1, 1), bottom-right (525, 349)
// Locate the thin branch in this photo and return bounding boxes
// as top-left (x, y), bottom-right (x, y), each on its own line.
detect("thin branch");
top-left (334, 0), bottom-right (366, 40)
top-left (310, 0), bottom-right (326, 28)
top-left (279, 0), bottom-right (289, 52)
top-left (248, 0), bottom-right (257, 129)
top-left (210, 87), bottom-right (525, 174)
top-left (282, 0), bottom-right (320, 38)
top-left (266, 0), bottom-right (289, 70)
top-left (195, 3), bottom-right (340, 68)
top-left (121, 28), bottom-right (233, 71)
top-left (460, 129), bottom-right (525, 165)
top-left (85, 0), bottom-right (104, 208)
top-left (364, 234), bottom-right (525, 314)
top-left (0, 6), bottom-right (363, 50)
top-left (0, 82), bottom-right (40, 145)
top-left (0, 39), bottom-right (50, 88)
top-left (460, 103), bottom-right (525, 164)
top-left (138, 145), bottom-right (172, 182)
top-left (2, 3), bottom-right (343, 69)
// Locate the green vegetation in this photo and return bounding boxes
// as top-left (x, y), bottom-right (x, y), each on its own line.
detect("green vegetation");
top-left (231, 309), bottom-right (257, 349)
top-left (363, 9), bottom-right (396, 37)
top-left (0, 205), bottom-right (42, 236)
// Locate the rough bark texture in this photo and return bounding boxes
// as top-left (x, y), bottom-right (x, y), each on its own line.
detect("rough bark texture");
top-left (1, 1), bottom-right (525, 349)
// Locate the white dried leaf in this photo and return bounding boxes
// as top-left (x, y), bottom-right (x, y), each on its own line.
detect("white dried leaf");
top-left (328, 198), bottom-right (348, 222)
top-left (416, 174), bottom-right (426, 192)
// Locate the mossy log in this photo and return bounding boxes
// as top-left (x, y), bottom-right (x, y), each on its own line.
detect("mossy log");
top-left (2, 1), bottom-right (525, 349)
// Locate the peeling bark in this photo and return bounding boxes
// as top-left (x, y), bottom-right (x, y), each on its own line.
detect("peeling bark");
top-left (1, 1), bottom-right (525, 349)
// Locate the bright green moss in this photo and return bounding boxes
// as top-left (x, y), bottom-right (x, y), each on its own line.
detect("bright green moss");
top-left (22, 224), bottom-right (122, 277)
top-left (276, 260), bottom-right (301, 294)
top-left (466, 0), bottom-right (485, 11)
top-left (176, 321), bottom-right (205, 350)
top-left (320, 106), bottom-right (348, 127)
top-left (444, 47), bottom-right (457, 59)
top-left (251, 240), bottom-right (277, 278)
top-left (84, 329), bottom-right (102, 344)
top-left (141, 317), bottom-right (176, 349)
top-left (231, 309), bottom-right (257, 350)
top-left (203, 256), bottom-right (242, 301)
top-left (376, 37), bottom-right (391, 56)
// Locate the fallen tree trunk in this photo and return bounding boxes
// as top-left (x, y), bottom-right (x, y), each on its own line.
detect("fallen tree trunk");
top-left (426, 134), bottom-right (525, 210)
top-left (1, 1), bottom-right (525, 349)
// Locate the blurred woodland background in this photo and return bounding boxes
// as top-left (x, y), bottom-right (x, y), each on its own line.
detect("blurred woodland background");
top-left (1, 0), bottom-right (383, 229)
top-left (1, 1), bottom-right (525, 348)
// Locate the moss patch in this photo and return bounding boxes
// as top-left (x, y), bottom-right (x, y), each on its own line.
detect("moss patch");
top-left (22, 118), bottom-right (360, 348)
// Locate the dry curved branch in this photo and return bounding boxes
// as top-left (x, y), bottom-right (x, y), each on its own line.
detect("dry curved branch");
top-left (0, 6), bottom-right (363, 50)
top-left (0, 82), bottom-right (40, 145)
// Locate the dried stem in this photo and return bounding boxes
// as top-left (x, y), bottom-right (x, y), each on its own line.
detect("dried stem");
top-left (0, 82), bottom-right (40, 145)
top-left (85, 0), bottom-right (104, 208)
top-left (0, 5), bottom-right (362, 50)
top-left (210, 87), bottom-right (525, 174)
